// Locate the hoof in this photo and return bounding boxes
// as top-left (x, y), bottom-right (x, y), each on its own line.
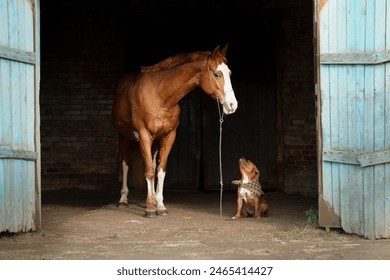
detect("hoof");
top-left (144, 209), bottom-right (157, 218)
top-left (157, 209), bottom-right (168, 216)
top-left (117, 202), bottom-right (128, 207)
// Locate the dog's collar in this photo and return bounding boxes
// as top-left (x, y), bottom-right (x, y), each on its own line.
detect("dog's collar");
top-left (241, 179), bottom-right (264, 197)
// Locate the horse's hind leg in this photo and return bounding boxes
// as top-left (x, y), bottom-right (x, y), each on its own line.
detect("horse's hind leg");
top-left (118, 136), bottom-right (130, 206)
top-left (138, 132), bottom-right (157, 218)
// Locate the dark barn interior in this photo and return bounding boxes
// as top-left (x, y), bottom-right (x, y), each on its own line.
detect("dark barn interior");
top-left (39, 0), bottom-right (316, 199)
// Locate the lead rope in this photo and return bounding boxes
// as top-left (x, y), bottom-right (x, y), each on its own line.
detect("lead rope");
top-left (217, 100), bottom-right (224, 217)
top-left (207, 63), bottom-right (225, 217)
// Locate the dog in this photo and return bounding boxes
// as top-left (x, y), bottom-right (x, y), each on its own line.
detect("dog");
top-left (232, 157), bottom-right (269, 219)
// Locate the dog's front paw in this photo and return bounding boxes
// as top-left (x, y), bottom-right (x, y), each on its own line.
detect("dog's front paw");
top-left (232, 215), bottom-right (241, 220)
top-left (231, 180), bottom-right (241, 185)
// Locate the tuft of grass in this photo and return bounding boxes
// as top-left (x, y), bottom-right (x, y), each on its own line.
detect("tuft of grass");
top-left (305, 208), bottom-right (319, 227)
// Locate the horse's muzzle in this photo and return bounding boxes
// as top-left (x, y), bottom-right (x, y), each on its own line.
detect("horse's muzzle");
top-left (222, 91), bottom-right (238, 114)
top-left (223, 102), bottom-right (237, 114)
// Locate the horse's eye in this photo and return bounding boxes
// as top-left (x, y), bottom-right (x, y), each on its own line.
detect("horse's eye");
top-left (214, 72), bottom-right (222, 78)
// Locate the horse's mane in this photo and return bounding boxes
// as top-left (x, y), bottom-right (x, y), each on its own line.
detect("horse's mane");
top-left (140, 51), bottom-right (211, 73)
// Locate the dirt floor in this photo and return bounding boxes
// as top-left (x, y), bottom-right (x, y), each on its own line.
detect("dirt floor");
top-left (1, 188), bottom-right (390, 260)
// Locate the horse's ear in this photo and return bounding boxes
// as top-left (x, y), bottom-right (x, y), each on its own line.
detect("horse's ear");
top-left (212, 44), bottom-right (228, 59)
top-left (212, 45), bottom-right (221, 57)
top-left (220, 44), bottom-right (228, 57)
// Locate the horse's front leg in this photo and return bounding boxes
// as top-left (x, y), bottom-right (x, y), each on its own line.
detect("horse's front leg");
top-left (155, 130), bottom-right (177, 215)
top-left (139, 132), bottom-right (157, 218)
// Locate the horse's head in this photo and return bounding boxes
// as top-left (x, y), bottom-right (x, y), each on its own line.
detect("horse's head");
top-left (200, 45), bottom-right (238, 115)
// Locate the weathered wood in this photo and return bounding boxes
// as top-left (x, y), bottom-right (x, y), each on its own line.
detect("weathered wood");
top-left (322, 150), bottom-right (360, 165)
top-left (357, 149), bottom-right (390, 167)
top-left (320, 50), bottom-right (390, 65)
top-left (362, 0), bottom-right (376, 240)
top-left (318, 0), bottom-right (390, 239)
top-left (323, 149), bottom-right (390, 168)
top-left (0, 147), bottom-right (38, 161)
top-left (0, 45), bottom-right (36, 64)
top-left (34, 0), bottom-right (42, 231)
top-left (0, 0), bottom-right (40, 233)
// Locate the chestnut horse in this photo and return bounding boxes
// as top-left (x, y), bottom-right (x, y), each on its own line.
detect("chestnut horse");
top-left (112, 45), bottom-right (238, 217)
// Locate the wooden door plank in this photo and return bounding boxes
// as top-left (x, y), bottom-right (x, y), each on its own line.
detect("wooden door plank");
top-left (319, 2), bottom-right (333, 213)
top-left (34, 0), bottom-right (41, 231)
top-left (373, 0), bottom-right (387, 238)
top-left (385, 0), bottom-right (390, 238)
top-left (319, 0), bottom-right (342, 226)
top-left (362, 0), bottom-right (376, 239)
top-left (345, 0), bottom-right (358, 234)
top-left (334, 0), bottom-right (351, 233)
top-left (327, 0), bottom-right (342, 218)
top-left (348, 0), bottom-right (366, 236)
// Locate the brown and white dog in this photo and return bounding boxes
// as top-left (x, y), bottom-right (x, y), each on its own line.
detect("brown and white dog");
top-left (232, 157), bottom-right (269, 219)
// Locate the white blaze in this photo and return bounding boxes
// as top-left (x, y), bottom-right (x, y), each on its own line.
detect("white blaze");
top-left (217, 63), bottom-right (238, 114)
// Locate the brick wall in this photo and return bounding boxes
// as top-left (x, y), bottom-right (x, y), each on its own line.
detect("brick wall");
top-left (280, 1), bottom-right (317, 196)
top-left (40, 1), bottom-right (122, 191)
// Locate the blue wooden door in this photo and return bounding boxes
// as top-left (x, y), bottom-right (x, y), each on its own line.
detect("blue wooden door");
top-left (0, 0), bottom-right (40, 233)
top-left (318, 0), bottom-right (390, 239)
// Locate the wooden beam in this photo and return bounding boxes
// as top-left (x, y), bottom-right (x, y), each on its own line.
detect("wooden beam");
top-left (320, 50), bottom-right (390, 65)
top-left (323, 149), bottom-right (390, 167)
top-left (0, 147), bottom-right (38, 161)
top-left (322, 150), bottom-right (360, 165)
top-left (357, 149), bottom-right (390, 167)
top-left (0, 45), bottom-right (36, 65)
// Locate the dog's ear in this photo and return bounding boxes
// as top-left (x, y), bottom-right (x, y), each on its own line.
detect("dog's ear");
top-left (254, 167), bottom-right (260, 178)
